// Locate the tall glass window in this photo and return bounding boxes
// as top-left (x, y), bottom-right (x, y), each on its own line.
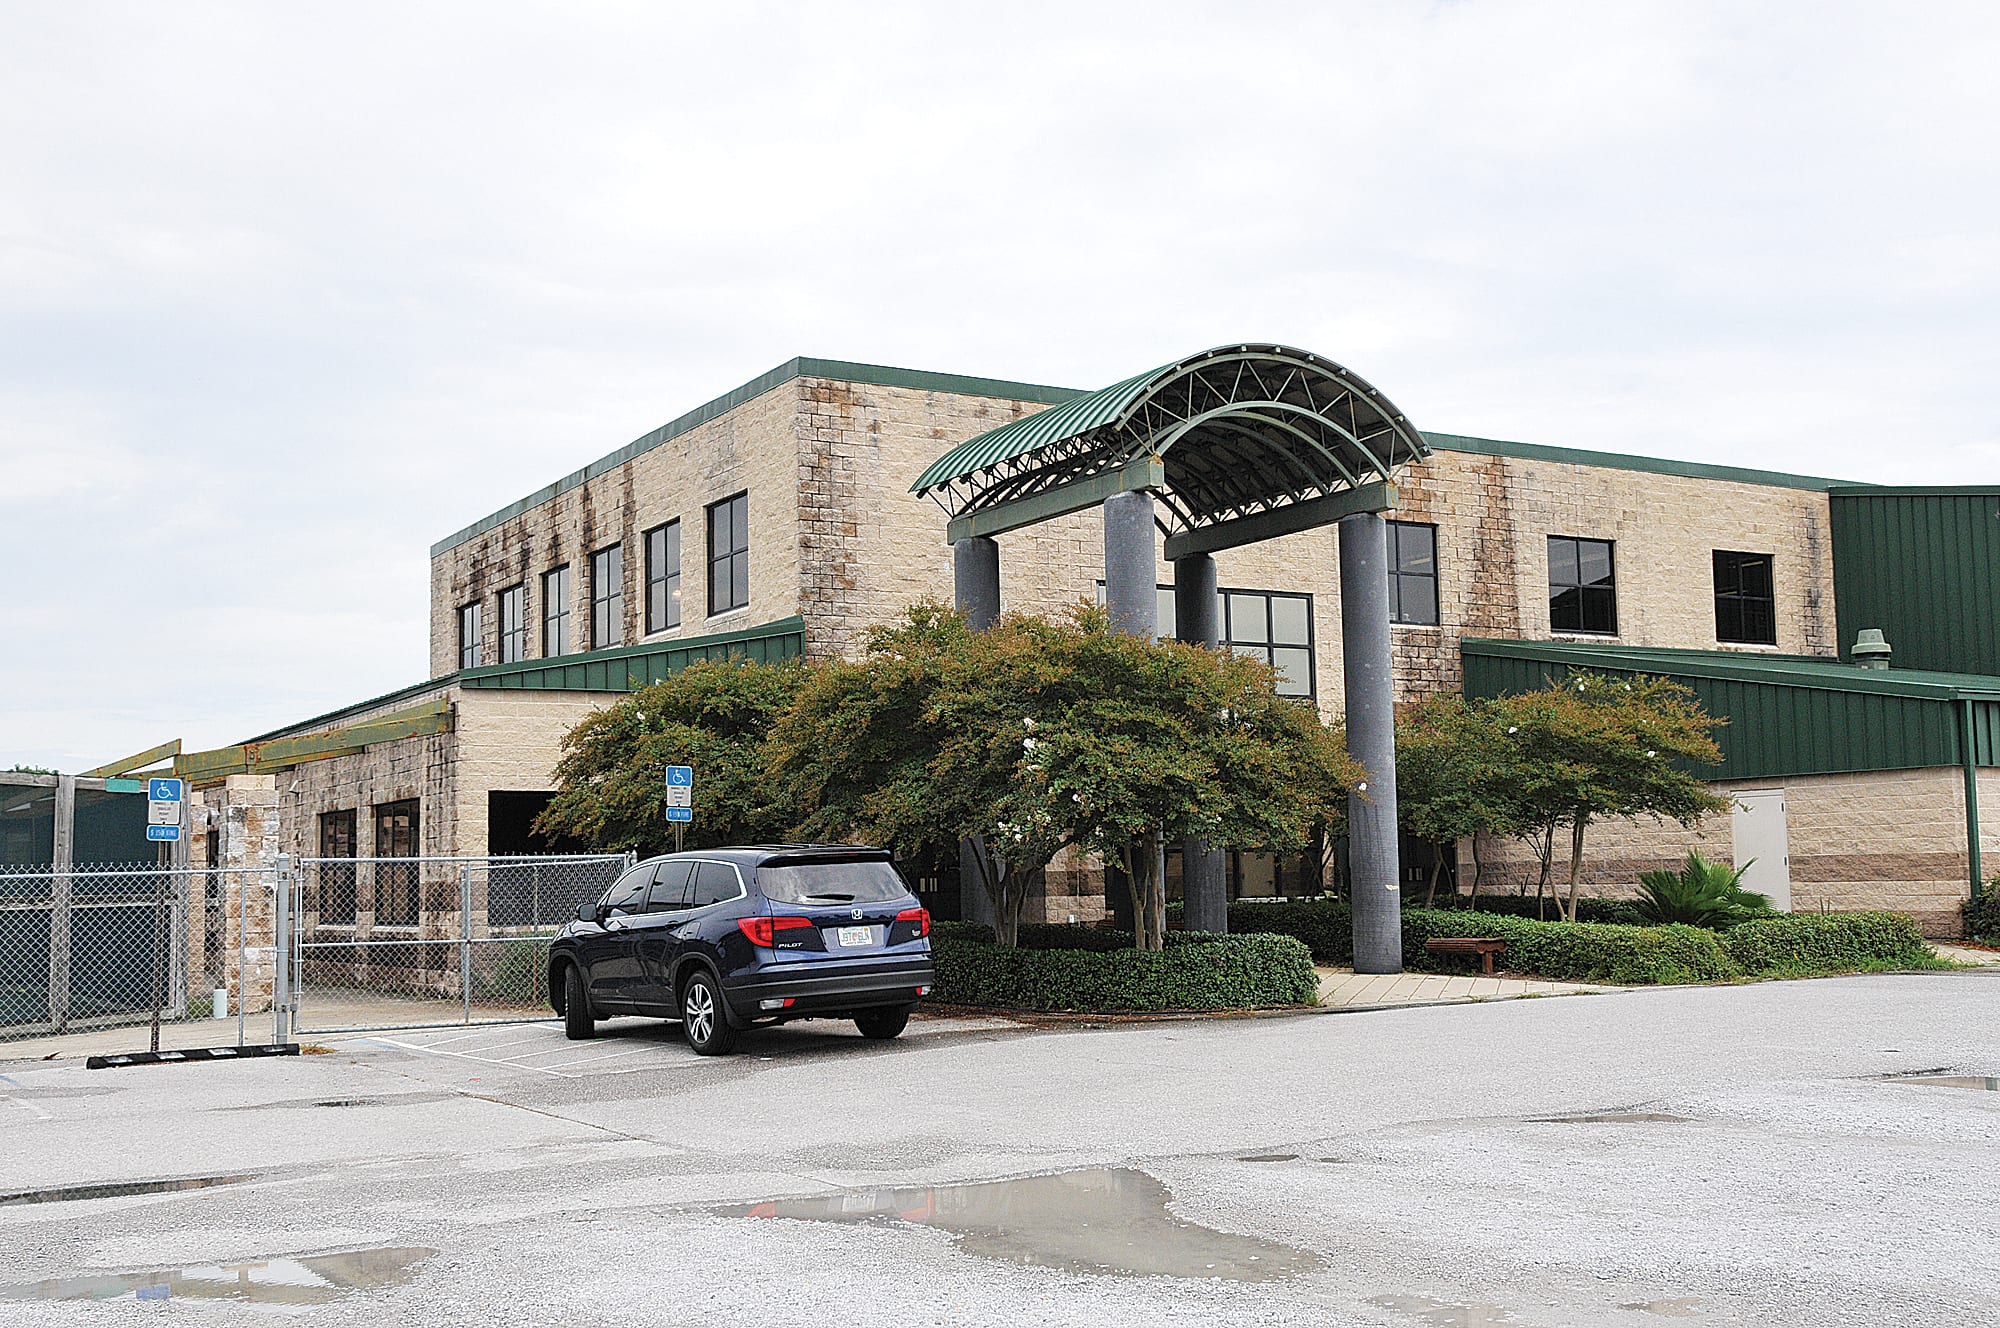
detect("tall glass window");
top-left (1100, 584), bottom-right (1315, 698)
top-left (707, 492), bottom-right (749, 615)
top-left (646, 521), bottom-right (682, 632)
top-left (543, 566), bottom-right (572, 657)
top-left (457, 602), bottom-right (483, 670)
top-left (498, 584), bottom-right (527, 663)
top-left (317, 810), bottom-right (357, 925)
top-left (1387, 521), bottom-right (1439, 626)
top-left (1714, 551), bottom-right (1776, 645)
top-left (590, 544), bottom-right (624, 649)
top-left (1548, 536), bottom-right (1617, 634)
top-left (371, 800), bottom-right (419, 926)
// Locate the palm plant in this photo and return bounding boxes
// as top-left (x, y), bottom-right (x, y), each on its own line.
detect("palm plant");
top-left (1634, 851), bottom-right (1773, 928)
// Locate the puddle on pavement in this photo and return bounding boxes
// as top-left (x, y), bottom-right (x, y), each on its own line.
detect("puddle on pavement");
top-left (1888, 1074), bottom-right (1999, 1091)
top-left (1528, 1112), bottom-right (1692, 1124)
top-left (1619, 1298), bottom-right (1705, 1317)
top-left (0, 1173), bottom-right (255, 1208)
top-left (1370, 1293), bottom-right (1519, 1325)
top-left (0, 1247), bottom-right (435, 1305)
top-left (721, 1167), bottom-right (1319, 1281)
top-left (1237, 1153), bottom-right (1300, 1163)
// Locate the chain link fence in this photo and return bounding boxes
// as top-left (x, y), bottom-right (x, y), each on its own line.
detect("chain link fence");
top-left (290, 855), bottom-right (628, 1033)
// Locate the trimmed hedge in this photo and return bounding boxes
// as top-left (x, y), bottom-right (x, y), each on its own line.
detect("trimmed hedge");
top-left (1429, 893), bottom-right (1652, 927)
top-left (931, 922), bottom-right (1319, 1012)
top-left (1964, 890), bottom-right (2000, 944)
top-left (1221, 899), bottom-right (1937, 984)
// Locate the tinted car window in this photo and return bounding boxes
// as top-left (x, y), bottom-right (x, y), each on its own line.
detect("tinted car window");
top-left (757, 860), bottom-right (909, 905)
top-left (690, 861), bottom-right (740, 908)
top-left (601, 865), bottom-right (653, 916)
top-left (646, 861), bottom-right (693, 912)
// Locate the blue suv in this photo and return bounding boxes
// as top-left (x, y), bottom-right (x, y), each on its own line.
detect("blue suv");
top-left (547, 845), bottom-right (935, 1055)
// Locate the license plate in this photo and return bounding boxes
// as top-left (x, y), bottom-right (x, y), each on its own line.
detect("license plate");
top-left (836, 925), bottom-right (873, 948)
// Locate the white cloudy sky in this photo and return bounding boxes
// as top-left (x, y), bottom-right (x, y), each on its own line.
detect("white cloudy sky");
top-left (3, 1), bottom-right (1997, 772)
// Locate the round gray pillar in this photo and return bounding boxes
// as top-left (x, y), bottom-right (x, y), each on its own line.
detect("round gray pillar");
top-left (1174, 552), bottom-right (1228, 934)
top-left (952, 536), bottom-right (1001, 632)
top-left (952, 534), bottom-right (1000, 927)
top-left (1339, 511), bottom-right (1403, 974)
top-left (1102, 490), bottom-right (1157, 638)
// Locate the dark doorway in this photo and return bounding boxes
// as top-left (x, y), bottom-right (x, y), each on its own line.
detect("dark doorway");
top-left (487, 791), bottom-right (592, 856)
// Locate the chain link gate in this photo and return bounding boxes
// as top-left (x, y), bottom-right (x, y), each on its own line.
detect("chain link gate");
top-left (285, 855), bottom-right (630, 1034)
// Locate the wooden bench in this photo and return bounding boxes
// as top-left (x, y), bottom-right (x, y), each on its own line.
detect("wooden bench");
top-left (1425, 936), bottom-right (1508, 975)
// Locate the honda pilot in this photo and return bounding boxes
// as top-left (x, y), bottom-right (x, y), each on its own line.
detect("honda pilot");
top-left (547, 845), bottom-right (934, 1055)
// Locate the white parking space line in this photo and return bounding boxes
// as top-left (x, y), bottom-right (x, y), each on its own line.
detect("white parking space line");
top-left (406, 1026), bottom-right (553, 1050)
top-left (361, 1031), bottom-right (696, 1078)
top-left (3, 1096), bottom-right (50, 1122)
top-left (362, 1036), bottom-right (578, 1078)
top-left (526, 1047), bottom-right (672, 1071)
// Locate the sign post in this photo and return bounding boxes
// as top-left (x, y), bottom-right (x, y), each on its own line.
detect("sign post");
top-left (665, 766), bottom-right (694, 852)
top-left (143, 779), bottom-right (184, 1053)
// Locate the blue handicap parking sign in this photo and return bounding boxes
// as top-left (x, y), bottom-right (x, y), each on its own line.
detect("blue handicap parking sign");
top-left (665, 806), bottom-right (693, 822)
top-left (148, 777), bottom-right (184, 802)
top-left (146, 825), bottom-right (182, 842)
top-left (665, 766), bottom-right (694, 787)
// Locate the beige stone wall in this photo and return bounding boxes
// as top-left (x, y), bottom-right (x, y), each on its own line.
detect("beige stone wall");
top-left (429, 380), bottom-right (805, 678)
top-left (1467, 766), bottom-right (1978, 935)
top-left (450, 688), bottom-right (624, 857)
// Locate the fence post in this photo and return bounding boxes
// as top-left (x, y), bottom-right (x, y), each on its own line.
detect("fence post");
top-left (459, 863), bottom-right (474, 1025)
top-left (273, 856), bottom-right (293, 1044)
top-left (49, 775), bottom-right (74, 1034)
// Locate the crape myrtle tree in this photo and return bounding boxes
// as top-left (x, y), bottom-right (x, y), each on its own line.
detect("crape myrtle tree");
top-left (1490, 672), bottom-right (1728, 921)
top-left (534, 658), bottom-right (808, 855)
top-left (1395, 693), bottom-right (1521, 906)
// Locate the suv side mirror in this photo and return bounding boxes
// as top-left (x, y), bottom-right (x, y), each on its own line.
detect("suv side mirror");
top-left (576, 902), bottom-right (602, 924)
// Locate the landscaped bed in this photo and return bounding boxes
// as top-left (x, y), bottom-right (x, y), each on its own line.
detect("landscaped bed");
top-left (930, 922), bottom-right (1320, 1012)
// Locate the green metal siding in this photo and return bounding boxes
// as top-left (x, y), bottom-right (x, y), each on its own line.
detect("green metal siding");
top-left (1831, 488), bottom-right (2000, 674)
top-left (457, 616), bottom-right (804, 693)
top-left (1461, 642), bottom-right (2000, 780)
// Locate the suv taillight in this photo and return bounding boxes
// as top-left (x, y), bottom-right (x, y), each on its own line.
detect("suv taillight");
top-left (895, 907), bottom-right (930, 938)
top-left (738, 916), bottom-right (814, 948)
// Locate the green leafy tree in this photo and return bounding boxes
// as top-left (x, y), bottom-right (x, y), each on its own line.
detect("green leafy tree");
top-left (1490, 673), bottom-right (1729, 922)
top-left (534, 658), bottom-right (808, 854)
top-left (1395, 694), bottom-right (1521, 905)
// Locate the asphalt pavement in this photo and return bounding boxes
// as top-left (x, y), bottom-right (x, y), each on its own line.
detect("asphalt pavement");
top-left (2, 972), bottom-right (1996, 1326)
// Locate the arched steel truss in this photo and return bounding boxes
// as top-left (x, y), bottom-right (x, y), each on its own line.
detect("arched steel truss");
top-left (912, 344), bottom-right (1429, 553)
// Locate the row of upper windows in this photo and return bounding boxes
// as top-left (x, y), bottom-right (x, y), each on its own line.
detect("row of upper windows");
top-left (1384, 523), bottom-right (1779, 646)
top-left (457, 492), bottom-right (750, 668)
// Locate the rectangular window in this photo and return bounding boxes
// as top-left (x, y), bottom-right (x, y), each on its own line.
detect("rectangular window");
top-left (590, 544), bottom-right (624, 649)
top-left (543, 565), bottom-right (571, 657)
top-left (1387, 521), bottom-right (1440, 626)
top-left (708, 492), bottom-right (750, 615)
top-left (372, 800), bottom-right (420, 926)
top-left (317, 810), bottom-right (357, 925)
top-left (1714, 550), bottom-right (1776, 645)
top-left (1548, 536), bottom-right (1617, 634)
top-left (498, 584), bottom-right (527, 663)
top-left (646, 521), bottom-right (682, 632)
top-left (457, 602), bottom-right (482, 670)
top-left (1094, 583), bottom-right (1315, 697)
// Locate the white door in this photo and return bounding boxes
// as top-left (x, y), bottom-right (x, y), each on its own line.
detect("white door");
top-left (1732, 789), bottom-right (1792, 911)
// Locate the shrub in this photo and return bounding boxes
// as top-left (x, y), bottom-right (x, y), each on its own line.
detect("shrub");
top-left (1402, 908), bottom-right (1740, 984)
top-left (1964, 886), bottom-right (2000, 944)
top-left (1225, 900), bottom-right (1353, 965)
top-left (1722, 912), bottom-right (1933, 975)
top-left (1635, 852), bottom-right (1773, 928)
top-left (930, 922), bottom-right (1319, 1011)
top-left (1429, 893), bottom-right (1651, 927)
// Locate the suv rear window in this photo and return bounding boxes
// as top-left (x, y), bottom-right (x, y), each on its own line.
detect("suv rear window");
top-left (757, 860), bottom-right (909, 906)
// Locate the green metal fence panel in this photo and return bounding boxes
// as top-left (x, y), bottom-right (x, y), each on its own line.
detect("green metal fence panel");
top-left (1831, 489), bottom-right (2000, 675)
top-left (457, 616), bottom-right (806, 694)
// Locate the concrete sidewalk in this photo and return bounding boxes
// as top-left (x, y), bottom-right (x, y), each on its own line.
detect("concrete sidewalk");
top-left (1316, 967), bottom-right (1613, 1009)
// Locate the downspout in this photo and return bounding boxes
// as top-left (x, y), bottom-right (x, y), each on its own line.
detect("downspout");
top-left (1962, 699), bottom-right (1983, 903)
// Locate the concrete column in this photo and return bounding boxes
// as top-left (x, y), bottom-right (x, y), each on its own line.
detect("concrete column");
top-left (1102, 490), bottom-right (1157, 638)
top-left (952, 536), bottom-right (1001, 632)
top-left (953, 535), bottom-right (1001, 927)
top-left (1339, 511), bottom-right (1403, 974)
top-left (1174, 552), bottom-right (1228, 934)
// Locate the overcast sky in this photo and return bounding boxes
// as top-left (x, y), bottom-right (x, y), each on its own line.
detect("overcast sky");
top-left (4, 1), bottom-right (1997, 773)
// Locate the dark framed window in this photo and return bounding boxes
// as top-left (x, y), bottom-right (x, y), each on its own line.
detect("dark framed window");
top-left (1100, 583), bottom-right (1316, 698)
top-left (371, 800), bottom-right (419, 926)
top-left (498, 584), bottom-right (527, 663)
top-left (318, 810), bottom-right (357, 925)
top-left (590, 544), bottom-right (624, 649)
top-left (1548, 536), bottom-right (1617, 635)
top-left (707, 492), bottom-right (749, 616)
top-left (1714, 551), bottom-right (1776, 645)
top-left (1387, 521), bottom-right (1439, 626)
top-left (457, 602), bottom-right (482, 670)
top-left (543, 565), bottom-right (571, 657)
top-left (646, 521), bottom-right (682, 632)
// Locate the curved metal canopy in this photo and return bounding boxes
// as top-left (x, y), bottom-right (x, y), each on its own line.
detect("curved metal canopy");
top-left (912, 344), bottom-right (1428, 549)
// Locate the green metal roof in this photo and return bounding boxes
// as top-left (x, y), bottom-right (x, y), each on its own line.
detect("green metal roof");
top-left (1830, 488), bottom-right (2000, 675)
top-left (1425, 433), bottom-right (1857, 493)
top-left (457, 616), bottom-right (805, 692)
top-left (911, 364), bottom-right (1164, 493)
top-left (1461, 637), bottom-right (2000, 780)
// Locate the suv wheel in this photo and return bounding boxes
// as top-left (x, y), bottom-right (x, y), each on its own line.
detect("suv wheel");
top-left (562, 964), bottom-right (596, 1041)
top-left (680, 971), bottom-right (738, 1056)
top-left (855, 1007), bottom-right (910, 1040)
